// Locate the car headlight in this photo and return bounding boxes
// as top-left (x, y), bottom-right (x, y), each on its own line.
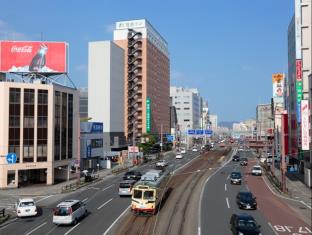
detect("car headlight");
top-left (238, 232), bottom-right (244, 235)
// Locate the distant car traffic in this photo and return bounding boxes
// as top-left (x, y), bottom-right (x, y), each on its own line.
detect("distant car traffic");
top-left (232, 155), bottom-right (240, 162)
top-left (176, 152), bottom-right (183, 159)
top-left (156, 160), bottom-right (168, 167)
top-left (16, 198), bottom-right (37, 217)
top-left (230, 213), bottom-right (262, 235)
top-left (251, 165), bottom-right (262, 176)
top-left (240, 157), bottom-right (248, 166)
top-left (230, 172), bottom-right (242, 185)
top-left (123, 171), bottom-right (142, 181)
top-left (236, 191), bottom-right (257, 210)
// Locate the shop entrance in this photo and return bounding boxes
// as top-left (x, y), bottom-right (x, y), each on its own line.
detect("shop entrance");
top-left (18, 169), bottom-right (47, 187)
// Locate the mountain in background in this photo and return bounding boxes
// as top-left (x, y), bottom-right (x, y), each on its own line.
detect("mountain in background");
top-left (218, 121), bottom-right (238, 129)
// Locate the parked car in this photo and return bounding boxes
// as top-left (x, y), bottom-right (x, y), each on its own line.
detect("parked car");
top-left (230, 172), bottom-right (242, 185)
top-left (230, 213), bottom-right (262, 235)
top-left (123, 171), bottom-right (142, 181)
top-left (16, 198), bottom-right (37, 217)
top-left (176, 152), bottom-right (183, 159)
top-left (251, 165), bottom-right (262, 176)
top-left (240, 157), bottom-right (248, 166)
top-left (236, 191), bottom-right (257, 210)
top-left (232, 155), bottom-right (240, 162)
top-left (118, 180), bottom-right (136, 196)
top-left (156, 160), bottom-right (168, 167)
top-left (53, 200), bottom-right (87, 225)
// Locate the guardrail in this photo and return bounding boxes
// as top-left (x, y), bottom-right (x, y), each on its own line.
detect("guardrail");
top-left (61, 174), bottom-right (100, 193)
top-left (0, 208), bottom-right (10, 225)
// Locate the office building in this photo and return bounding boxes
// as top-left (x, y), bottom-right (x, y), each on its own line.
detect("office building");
top-left (79, 87), bottom-right (88, 119)
top-left (256, 104), bottom-right (273, 140)
top-left (209, 114), bottom-right (218, 131)
top-left (88, 41), bottom-right (127, 150)
top-left (0, 81), bottom-right (79, 188)
top-left (114, 19), bottom-right (170, 142)
top-left (170, 87), bottom-right (201, 132)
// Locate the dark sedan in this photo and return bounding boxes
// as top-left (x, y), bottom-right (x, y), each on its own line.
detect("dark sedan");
top-left (240, 157), bottom-right (248, 166)
top-left (233, 155), bottom-right (240, 162)
top-left (230, 213), bottom-right (262, 235)
top-left (236, 191), bottom-right (257, 210)
top-left (123, 171), bottom-right (142, 181)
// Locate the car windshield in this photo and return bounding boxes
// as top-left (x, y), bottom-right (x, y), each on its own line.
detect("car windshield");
top-left (237, 219), bottom-right (257, 229)
top-left (253, 167), bottom-right (261, 170)
top-left (241, 193), bottom-right (253, 200)
top-left (231, 172), bottom-right (241, 178)
top-left (19, 201), bottom-right (35, 207)
top-left (119, 183), bottom-right (131, 188)
top-left (133, 190), bottom-right (142, 199)
top-left (54, 207), bottom-right (70, 216)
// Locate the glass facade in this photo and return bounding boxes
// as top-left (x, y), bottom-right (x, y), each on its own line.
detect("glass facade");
top-left (68, 94), bottom-right (73, 159)
top-left (54, 91), bottom-right (61, 161)
top-left (8, 88), bottom-right (21, 163)
top-left (23, 89), bottom-right (35, 162)
top-left (37, 90), bottom-right (48, 162)
top-left (61, 93), bottom-right (67, 160)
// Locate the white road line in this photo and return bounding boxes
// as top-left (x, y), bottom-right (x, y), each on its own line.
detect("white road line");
top-left (102, 184), bottom-right (114, 191)
top-left (0, 218), bottom-right (17, 230)
top-left (268, 222), bottom-right (278, 235)
top-left (226, 174), bottom-right (230, 180)
top-left (172, 153), bottom-right (201, 175)
top-left (64, 222), bottom-right (80, 235)
top-left (103, 205), bottom-right (131, 235)
top-left (225, 184), bottom-right (227, 191)
top-left (97, 198), bottom-right (113, 210)
top-left (35, 195), bottom-right (54, 203)
top-left (226, 197), bottom-right (230, 208)
top-left (82, 198), bottom-right (88, 203)
top-left (25, 222), bottom-right (47, 235)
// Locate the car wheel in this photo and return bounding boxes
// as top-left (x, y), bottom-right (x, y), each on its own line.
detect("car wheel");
top-left (73, 218), bottom-right (78, 225)
top-left (84, 210), bottom-right (88, 217)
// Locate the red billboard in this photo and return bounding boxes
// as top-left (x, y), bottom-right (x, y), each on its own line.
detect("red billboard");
top-left (0, 41), bottom-right (67, 73)
top-left (296, 59), bottom-right (302, 81)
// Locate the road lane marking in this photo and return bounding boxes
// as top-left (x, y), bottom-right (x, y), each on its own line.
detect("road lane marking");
top-left (226, 174), bottom-right (230, 180)
top-left (0, 218), bottom-right (17, 230)
top-left (25, 222), bottom-right (47, 235)
top-left (102, 184), bottom-right (114, 191)
top-left (226, 197), bottom-right (230, 208)
top-left (103, 205), bottom-right (131, 235)
top-left (64, 222), bottom-right (81, 235)
top-left (82, 198), bottom-right (88, 203)
top-left (225, 184), bottom-right (227, 191)
top-left (35, 195), bottom-right (54, 203)
top-left (268, 222), bottom-right (279, 235)
top-left (97, 198), bottom-right (113, 210)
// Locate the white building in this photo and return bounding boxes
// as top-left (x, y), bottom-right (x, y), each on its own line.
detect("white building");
top-left (170, 87), bottom-right (201, 132)
top-left (201, 100), bottom-right (209, 129)
top-left (209, 114), bottom-right (218, 131)
top-left (88, 41), bottom-right (127, 151)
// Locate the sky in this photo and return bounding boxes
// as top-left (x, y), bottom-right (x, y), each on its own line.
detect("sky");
top-left (0, 0), bottom-right (294, 122)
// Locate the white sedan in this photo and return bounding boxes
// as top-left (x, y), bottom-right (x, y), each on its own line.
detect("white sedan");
top-left (176, 153), bottom-right (183, 159)
top-left (180, 149), bottom-right (186, 154)
top-left (16, 198), bottom-right (37, 217)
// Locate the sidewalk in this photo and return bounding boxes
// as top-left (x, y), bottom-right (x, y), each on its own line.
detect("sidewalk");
top-left (264, 163), bottom-right (312, 226)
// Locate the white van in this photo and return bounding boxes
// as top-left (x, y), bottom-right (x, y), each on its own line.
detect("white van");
top-left (53, 200), bottom-right (87, 225)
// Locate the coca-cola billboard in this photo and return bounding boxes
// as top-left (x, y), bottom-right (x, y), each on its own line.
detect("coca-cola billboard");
top-left (0, 41), bottom-right (68, 73)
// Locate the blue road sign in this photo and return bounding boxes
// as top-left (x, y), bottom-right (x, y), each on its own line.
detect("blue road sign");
top-left (86, 145), bottom-right (92, 158)
top-left (204, 129), bottom-right (213, 135)
top-left (166, 135), bottom-right (174, 142)
top-left (6, 153), bottom-right (17, 164)
top-left (195, 130), bottom-right (204, 135)
top-left (188, 129), bottom-right (196, 135)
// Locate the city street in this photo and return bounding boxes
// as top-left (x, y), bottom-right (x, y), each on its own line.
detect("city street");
top-left (200, 150), bottom-right (312, 235)
top-left (0, 151), bottom-right (200, 235)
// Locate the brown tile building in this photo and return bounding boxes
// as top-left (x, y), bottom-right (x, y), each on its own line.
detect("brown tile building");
top-left (113, 19), bottom-right (170, 142)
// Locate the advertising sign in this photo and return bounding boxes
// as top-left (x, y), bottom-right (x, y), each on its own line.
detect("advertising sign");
top-left (0, 41), bottom-right (67, 73)
top-left (146, 98), bottom-right (151, 133)
top-left (272, 73), bottom-right (284, 103)
top-left (80, 122), bottom-right (103, 133)
top-left (86, 140), bottom-right (92, 158)
top-left (281, 112), bottom-right (289, 155)
top-left (301, 100), bottom-right (310, 150)
top-left (128, 146), bottom-right (139, 153)
top-left (296, 60), bottom-right (302, 81)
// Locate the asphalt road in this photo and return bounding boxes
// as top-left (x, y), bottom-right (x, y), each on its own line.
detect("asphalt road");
top-left (200, 150), bottom-right (274, 235)
top-left (0, 150), bottom-right (200, 235)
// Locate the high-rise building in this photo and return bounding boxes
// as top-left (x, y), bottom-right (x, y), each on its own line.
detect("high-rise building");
top-left (209, 114), bottom-right (218, 131)
top-left (256, 104), bottom-right (273, 140)
top-left (170, 87), bottom-right (201, 132)
top-left (0, 81), bottom-right (79, 188)
top-left (88, 41), bottom-right (127, 150)
top-left (287, 0), bottom-right (311, 184)
top-left (201, 101), bottom-right (209, 129)
top-left (79, 87), bottom-right (88, 119)
top-left (113, 19), bottom-right (170, 142)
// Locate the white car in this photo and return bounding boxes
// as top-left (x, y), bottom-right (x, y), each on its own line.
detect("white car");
top-left (180, 148), bottom-right (186, 154)
top-left (156, 160), bottom-right (168, 167)
top-left (251, 165), bottom-right (262, 176)
top-left (192, 147), bottom-right (198, 152)
top-left (16, 198), bottom-right (37, 217)
top-left (176, 153), bottom-right (183, 159)
top-left (53, 200), bottom-right (87, 225)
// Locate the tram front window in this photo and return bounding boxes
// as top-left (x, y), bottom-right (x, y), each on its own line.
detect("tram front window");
top-left (133, 189), bottom-right (142, 199)
top-left (144, 190), bottom-right (154, 200)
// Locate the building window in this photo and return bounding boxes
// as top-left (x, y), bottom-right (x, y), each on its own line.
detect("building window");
top-left (37, 90), bottom-right (48, 162)
top-left (61, 93), bottom-right (67, 160)
top-left (23, 89), bottom-right (34, 162)
top-left (68, 94), bottom-right (73, 159)
top-left (54, 91), bottom-right (61, 161)
top-left (91, 139), bottom-right (103, 148)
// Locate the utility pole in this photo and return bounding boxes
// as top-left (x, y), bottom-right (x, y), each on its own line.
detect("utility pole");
top-left (160, 123), bottom-right (163, 153)
top-left (281, 112), bottom-right (287, 192)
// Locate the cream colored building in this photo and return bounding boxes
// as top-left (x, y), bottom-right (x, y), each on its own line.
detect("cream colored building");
top-left (0, 81), bottom-right (79, 189)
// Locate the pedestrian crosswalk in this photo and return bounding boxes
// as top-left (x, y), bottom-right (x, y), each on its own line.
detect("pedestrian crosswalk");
top-left (0, 195), bottom-right (48, 210)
